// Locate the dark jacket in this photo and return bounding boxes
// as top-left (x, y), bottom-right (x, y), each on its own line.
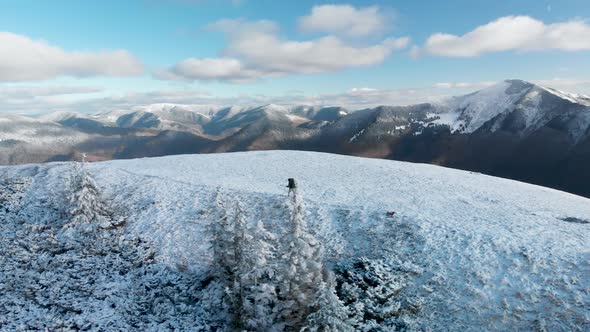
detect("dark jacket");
top-left (287, 178), bottom-right (297, 189)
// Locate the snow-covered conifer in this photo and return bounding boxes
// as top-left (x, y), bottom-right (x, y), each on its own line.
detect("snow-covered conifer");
top-left (203, 191), bottom-right (237, 330)
top-left (241, 220), bottom-right (278, 331)
top-left (228, 202), bottom-right (249, 329)
top-left (209, 191), bottom-right (235, 280)
top-left (302, 271), bottom-right (354, 332)
top-left (277, 192), bottom-right (325, 330)
top-left (64, 160), bottom-right (117, 235)
top-left (334, 257), bottom-right (408, 329)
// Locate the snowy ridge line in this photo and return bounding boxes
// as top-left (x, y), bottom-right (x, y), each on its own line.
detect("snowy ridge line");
top-left (540, 85), bottom-right (590, 107)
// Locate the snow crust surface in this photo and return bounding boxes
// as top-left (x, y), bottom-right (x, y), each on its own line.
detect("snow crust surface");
top-left (1, 151), bottom-right (589, 331)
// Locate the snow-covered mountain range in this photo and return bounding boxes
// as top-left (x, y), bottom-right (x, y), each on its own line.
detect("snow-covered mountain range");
top-left (2, 79), bottom-right (590, 197)
top-left (1, 151), bottom-right (589, 330)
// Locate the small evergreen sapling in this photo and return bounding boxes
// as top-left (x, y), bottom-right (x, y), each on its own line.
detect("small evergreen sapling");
top-left (63, 160), bottom-right (119, 237)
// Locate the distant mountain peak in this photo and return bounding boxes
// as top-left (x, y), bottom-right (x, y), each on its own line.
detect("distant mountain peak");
top-left (428, 78), bottom-right (590, 136)
top-left (259, 103), bottom-right (289, 113)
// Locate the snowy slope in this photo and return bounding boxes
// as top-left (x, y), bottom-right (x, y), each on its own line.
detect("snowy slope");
top-left (430, 80), bottom-right (535, 133)
top-left (1, 151), bottom-right (588, 330)
top-left (541, 86), bottom-right (590, 107)
top-left (433, 80), bottom-right (516, 132)
top-left (421, 80), bottom-right (590, 147)
top-left (112, 104), bottom-right (216, 132)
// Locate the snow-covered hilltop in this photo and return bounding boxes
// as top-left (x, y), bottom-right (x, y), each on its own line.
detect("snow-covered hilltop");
top-left (1, 151), bottom-right (589, 330)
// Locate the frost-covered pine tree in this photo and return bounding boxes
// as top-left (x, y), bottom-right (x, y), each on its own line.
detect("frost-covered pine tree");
top-left (202, 191), bottom-right (237, 329)
top-left (241, 220), bottom-right (278, 331)
top-left (334, 257), bottom-right (408, 330)
top-left (210, 191), bottom-right (236, 280)
top-left (277, 192), bottom-right (325, 330)
top-left (301, 272), bottom-right (354, 332)
top-left (228, 202), bottom-right (249, 329)
top-left (210, 198), bottom-right (281, 331)
top-left (64, 159), bottom-right (117, 236)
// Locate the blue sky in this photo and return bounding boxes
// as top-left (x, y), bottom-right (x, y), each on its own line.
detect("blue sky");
top-left (1, 0), bottom-right (590, 114)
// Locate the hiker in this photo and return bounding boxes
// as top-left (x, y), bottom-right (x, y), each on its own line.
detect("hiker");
top-left (287, 178), bottom-right (297, 196)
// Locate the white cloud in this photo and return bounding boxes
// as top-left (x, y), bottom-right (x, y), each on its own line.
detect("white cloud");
top-left (330, 87), bottom-right (449, 108)
top-left (0, 88), bottom-right (210, 115)
top-left (533, 78), bottom-right (590, 86)
top-left (432, 83), bottom-right (454, 89)
top-left (5, 77), bottom-right (590, 115)
top-left (223, 34), bottom-right (409, 74)
top-left (532, 78), bottom-right (590, 96)
top-left (103, 87), bottom-right (446, 112)
top-left (0, 32), bottom-right (144, 81)
top-left (158, 18), bottom-right (409, 82)
top-left (298, 4), bottom-right (390, 38)
top-left (432, 81), bottom-right (497, 89)
top-left (419, 16), bottom-right (590, 57)
top-left (0, 85), bottom-right (102, 100)
top-left (431, 78), bottom-right (590, 95)
top-left (0, 86), bottom-right (449, 115)
top-left (154, 57), bottom-right (265, 82)
top-left (0, 84), bottom-right (104, 114)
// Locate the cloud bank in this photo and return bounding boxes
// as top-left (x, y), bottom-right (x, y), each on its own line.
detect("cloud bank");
top-left (419, 16), bottom-right (590, 57)
top-left (0, 32), bottom-right (144, 82)
top-left (0, 84), bottom-right (461, 115)
top-left (3, 78), bottom-right (590, 116)
top-left (298, 4), bottom-right (390, 38)
top-left (157, 5), bottom-right (408, 82)
top-left (432, 81), bottom-right (496, 89)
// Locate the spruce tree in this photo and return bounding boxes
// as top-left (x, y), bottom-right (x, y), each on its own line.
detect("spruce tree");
top-left (210, 191), bottom-right (235, 280)
top-left (210, 199), bottom-right (281, 331)
top-left (229, 202), bottom-right (249, 330)
top-left (302, 272), bottom-right (354, 332)
top-left (203, 191), bottom-right (235, 329)
top-left (64, 160), bottom-right (116, 236)
top-left (277, 192), bottom-right (324, 330)
top-left (241, 220), bottom-right (278, 331)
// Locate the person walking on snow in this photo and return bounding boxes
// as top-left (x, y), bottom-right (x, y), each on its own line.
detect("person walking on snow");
top-left (287, 178), bottom-right (297, 196)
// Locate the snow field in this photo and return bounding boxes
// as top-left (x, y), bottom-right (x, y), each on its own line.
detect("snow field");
top-left (1, 150), bottom-right (589, 330)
